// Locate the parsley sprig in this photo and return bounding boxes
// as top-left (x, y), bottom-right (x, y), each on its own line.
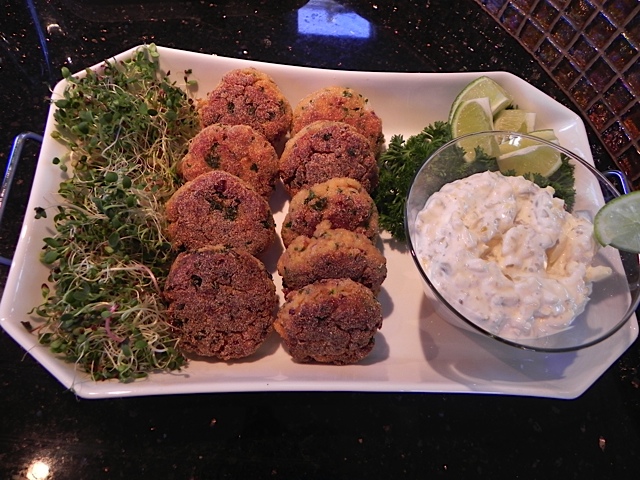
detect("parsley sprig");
top-left (374, 122), bottom-right (451, 241)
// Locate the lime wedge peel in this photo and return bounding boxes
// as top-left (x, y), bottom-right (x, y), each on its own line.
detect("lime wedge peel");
top-left (594, 190), bottom-right (640, 253)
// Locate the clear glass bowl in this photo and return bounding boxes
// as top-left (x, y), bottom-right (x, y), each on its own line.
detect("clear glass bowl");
top-left (405, 131), bottom-right (640, 352)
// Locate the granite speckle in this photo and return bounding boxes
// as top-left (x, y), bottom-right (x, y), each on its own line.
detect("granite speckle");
top-left (0, 1), bottom-right (637, 479)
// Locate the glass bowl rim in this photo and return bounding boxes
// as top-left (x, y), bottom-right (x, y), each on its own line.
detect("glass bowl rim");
top-left (404, 130), bottom-right (640, 353)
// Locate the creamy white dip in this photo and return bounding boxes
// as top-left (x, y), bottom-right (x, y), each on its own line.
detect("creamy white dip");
top-left (414, 170), bottom-right (611, 339)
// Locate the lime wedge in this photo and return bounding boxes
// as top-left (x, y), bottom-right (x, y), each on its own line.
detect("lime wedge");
top-left (451, 97), bottom-right (494, 135)
top-left (493, 109), bottom-right (536, 133)
top-left (498, 129), bottom-right (559, 155)
top-left (497, 144), bottom-right (562, 177)
top-left (450, 98), bottom-right (499, 162)
top-left (448, 76), bottom-right (513, 124)
top-left (594, 191), bottom-right (640, 253)
top-left (528, 129), bottom-right (558, 143)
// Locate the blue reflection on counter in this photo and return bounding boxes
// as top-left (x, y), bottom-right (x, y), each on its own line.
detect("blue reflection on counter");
top-left (297, 0), bottom-right (371, 39)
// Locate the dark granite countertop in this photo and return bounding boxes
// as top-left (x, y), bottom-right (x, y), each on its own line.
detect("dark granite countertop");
top-left (1, 1), bottom-right (639, 478)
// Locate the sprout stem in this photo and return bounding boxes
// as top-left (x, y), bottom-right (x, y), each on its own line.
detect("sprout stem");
top-left (35, 44), bottom-right (198, 381)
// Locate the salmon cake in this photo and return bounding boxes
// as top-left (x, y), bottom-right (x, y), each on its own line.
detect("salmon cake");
top-left (279, 120), bottom-right (379, 197)
top-left (280, 177), bottom-right (379, 248)
top-left (164, 246), bottom-right (278, 360)
top-left (291, 86), bottom-right (384, 154)
top-left (278, 228), bottom-right (387, 295)
top-left (274, 278), bottom-right (383, 365)
top-left (177, 123), bottom-right (279, 199)
top-left (166, 170), bottom-right (276, 255)
top-left (198, 67), bottom-right (292, 145)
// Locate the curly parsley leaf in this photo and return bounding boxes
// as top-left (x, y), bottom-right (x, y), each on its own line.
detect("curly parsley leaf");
top-left (373, 122), bottom-right (451, 241)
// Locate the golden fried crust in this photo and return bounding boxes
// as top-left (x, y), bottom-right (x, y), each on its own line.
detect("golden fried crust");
top-left (274, 278), bottom-right (383, 365)
top-left (198, 68), bottom-right (292, 145)
top-left (280, 177), bottom-right (379, 248)
top-left (292, 86), bottom-right (384, 154)
top-left (166, 170), bottom-right (276, 255)
top-left (279, 120), bottom-right (379, 197)
top-left (164, 246), bottom-right (278, 360)
top-left (278, 228), bottom-right (387, 295)
top-left (177, 123), bottom-right (279, 199)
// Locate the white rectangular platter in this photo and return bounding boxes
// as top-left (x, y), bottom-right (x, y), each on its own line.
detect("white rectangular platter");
top-left (1, 45), bottom-right (637, 399)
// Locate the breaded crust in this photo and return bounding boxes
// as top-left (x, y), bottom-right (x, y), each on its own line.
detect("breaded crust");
top-left (280, 177), bottom-right (379, 248)
top-left (279, 120), bottom-right (379, 197)
top-left (177, 123), bottom-right (279, 199)
top-left (166, 170), bottom-right (276, 255)
top-left (198, 67), bottom-right (292, 145)
top-left (274, 278), bottom-right (383, 365)
top-left (278, 228), bottom-right (387, 295)
top-left (164, 246), bottom-right (278, 360)
top-left (292, 86), bottom-right (384, 154)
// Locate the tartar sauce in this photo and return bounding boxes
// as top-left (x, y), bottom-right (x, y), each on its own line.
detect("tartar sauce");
top-left (414, 170), bottom-right (611, 339)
